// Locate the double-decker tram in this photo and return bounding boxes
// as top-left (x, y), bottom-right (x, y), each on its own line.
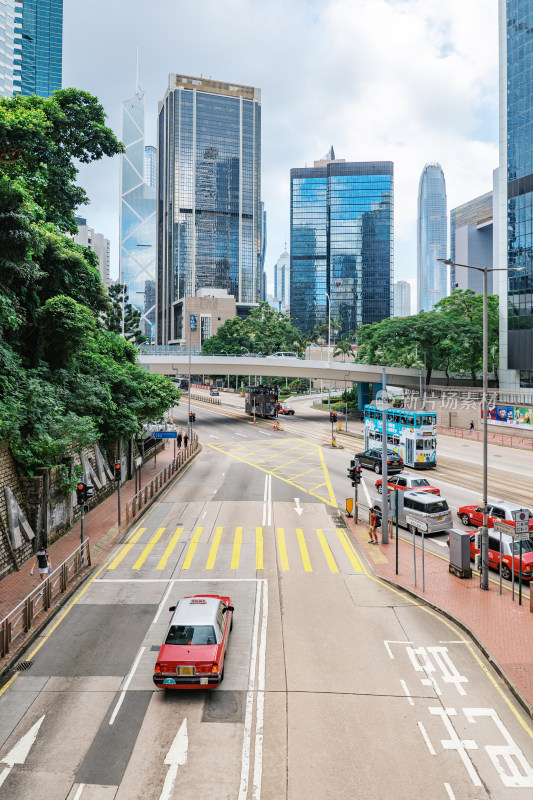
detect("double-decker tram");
top-left (364, 405), bottom-right (437, 468)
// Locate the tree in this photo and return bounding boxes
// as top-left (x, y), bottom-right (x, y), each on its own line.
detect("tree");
top-left (334, 335), bottom-right (354, 361)
top-left (103, 284), bottom-right (148, 345)
top-left (201, 302), bottom-right (307, 355)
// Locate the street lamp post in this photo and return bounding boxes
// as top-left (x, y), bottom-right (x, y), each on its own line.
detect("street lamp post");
top-left (325, 292), bottom-right (331, 410)
top-left (438, 258), bottom-right (523, 591)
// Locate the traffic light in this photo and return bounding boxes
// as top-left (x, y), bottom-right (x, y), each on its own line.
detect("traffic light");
top-left (330, 412), bottom-right (338, 423)
top-left (76, 482), bottom-right (86, 505)
top-left (114, 462), bottom-right (122, 481)
top-left (189, 412), bottom-right (196, 423)
top-left (347, 458), bottom-right (361, 486)
top-left (85, 482), bottom-right (94, 500)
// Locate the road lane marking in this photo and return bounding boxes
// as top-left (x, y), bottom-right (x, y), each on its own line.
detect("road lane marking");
top-left (0, 715), bottom-right (45, 789)
top-left (157, 527), bottom-right (183, 570)
top-left (153, 581), bottom-right (175, 624)
top-left (159, 718), bottom-right (188, 800)
top-left (108, 527), bottom-right (146, 570)
top-left (417, 721), bottom-right (436, 755)
top-left (443, 784), bottom-right (455, 800)
top-left (253, 580), bottom-right (268, 799)
top-left (361, 477), bottom-right (371, 507)
top-left (72, 785), bottom-right (85, 800)
top-left (400, 679), bottom-right (414, 706)
top-left (206, 526), bottom-right (223, 569)
top-left (231, 527), bottom-right (243, 570)
top-left (182, 527), bottom-right (203, 570)
top-left (109, 645), bottom-right (146, 725)
top-left (296, 528), bottom-right (313, 572)
top-left (132, 527), bottom-right (166, 570)
top-left (256, 527), bottom-right (264, 570)
top-left (239, 581), bottom-right (262, 800)
top-left (235, 432), bottom-right (247, 437)
top-left (277, 528), bottom-right (289, 571)
top-left (316, 529), bottom-right (339, 573)
top-left (209, 434), bottom-right (220, 439)
top-left (336, 528), bottom-right (363, 573)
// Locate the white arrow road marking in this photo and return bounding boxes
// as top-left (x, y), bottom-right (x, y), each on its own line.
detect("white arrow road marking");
top-left (159, 718), bottom-right (188, 800)
top-left (294, 497), bottom-right (303, 516)
top-left (0, 715), bottom-right (45, 789)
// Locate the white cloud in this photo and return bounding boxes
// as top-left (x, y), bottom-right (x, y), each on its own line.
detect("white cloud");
top-left (66, 0), bottom-right (499, 284)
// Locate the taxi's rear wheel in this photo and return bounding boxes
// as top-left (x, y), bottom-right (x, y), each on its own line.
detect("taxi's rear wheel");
top-left (220, 666), bottom-right (225, 683)
top-left (500, 562), bottom-right (512, 581)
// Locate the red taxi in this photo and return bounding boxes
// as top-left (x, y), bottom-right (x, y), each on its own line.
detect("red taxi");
top-left (457, 500), bottom-right (533, 531)
top-left (153, 594), bottom-right (233, 689)
top-left (278, 403), bottom-right (295, 415)
top-left (375, 475), bottom-right (440, 495)
top-left (468, 532), bottom-right (533, 581)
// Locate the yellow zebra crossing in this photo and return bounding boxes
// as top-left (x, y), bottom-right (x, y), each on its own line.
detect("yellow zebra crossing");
top-left (107, 525), bottom-right (364, 574)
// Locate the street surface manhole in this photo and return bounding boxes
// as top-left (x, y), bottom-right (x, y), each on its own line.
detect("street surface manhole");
top-left (15, 661), bottom-right (33, 672)
top-left (202, 690), bottom-right (244, 724)
top-left (150, 646), bottom-right (160, 652)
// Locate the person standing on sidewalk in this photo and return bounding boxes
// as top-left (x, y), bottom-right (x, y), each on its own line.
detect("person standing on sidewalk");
top-left (30, 547), bottom-right (51, 581)
top-left (177, 430), bottom-right (183, 448)
top-left (183, 432), bottom-right (189, 449)
top-left (368, 510), bottom-right (379, 545)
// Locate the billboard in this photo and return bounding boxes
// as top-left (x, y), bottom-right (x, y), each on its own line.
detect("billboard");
top-left (484, 404), bottom-right (533, 429)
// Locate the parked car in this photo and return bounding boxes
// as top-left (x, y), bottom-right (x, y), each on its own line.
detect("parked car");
top-left (457, 500), bottom-right (533, 531)
top-left (210, 388), bottom-right (219, 396)
top-left (278, 403), bottom-right (295, 415)
top-left (463, 531), bottom-right (533, 581)
top-left (373, 490), bottom-right (452, 534)
top-left (375, 475), bottom-right (440, 495)
top-left (153, 594), bottom-right (234, 689)
top-left (358, 449), bottom-right (404, 474)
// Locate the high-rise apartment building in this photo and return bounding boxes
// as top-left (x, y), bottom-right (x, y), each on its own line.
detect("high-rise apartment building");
top-left (72, 217), bottom-right (110, 288)
top-left (157, 74), bottom-right (262, 344)
top-left (450, 191), bottom-right (493, 295)
top-left (393, 280), bottom-right (411, 317)
top-left (417, 163), bottom-right (447, 311)
top-left (18, 0), bottom-right (63, 97)
top-left (274, 248), bottom-right (290, 313)
top-left (290, 151), bottom-right (393, 335)
top-left (498, 0), bottom-right (533, 389)
top-left (0, 1), bottom-right (22, 96)
top-left (120, 91), bottom-right (157, 339)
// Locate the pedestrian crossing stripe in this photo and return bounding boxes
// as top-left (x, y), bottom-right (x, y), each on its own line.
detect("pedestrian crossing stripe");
top-left (107, 526), bottom-right (365, 575)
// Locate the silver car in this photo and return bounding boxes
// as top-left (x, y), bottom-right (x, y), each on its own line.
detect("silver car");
top-left (373, 490), bottom-right (453, 534)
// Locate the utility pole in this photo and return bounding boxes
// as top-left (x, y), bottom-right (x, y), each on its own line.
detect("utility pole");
top-left (380, 367), bottom-right (389, 544)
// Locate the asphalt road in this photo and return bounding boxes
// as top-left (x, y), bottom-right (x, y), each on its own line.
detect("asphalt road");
top-left (0, 401), bottom-right (532, 799)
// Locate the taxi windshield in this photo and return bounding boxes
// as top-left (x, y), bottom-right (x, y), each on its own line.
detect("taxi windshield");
top-left (511, 540), bottom-right (533, 554)
top-left (165, 625), bottom-right (217, 645)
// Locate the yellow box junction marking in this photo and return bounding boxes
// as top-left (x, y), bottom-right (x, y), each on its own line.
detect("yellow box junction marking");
top-left (256, 527), bottom-right (264, 570)
top-left (206, 526), bottom-right (223, 570)
top-left (182, 526), bottom-right (203, 570)
top-left (231, 526), bottom-right (243, 570)
top-left (296, 528), bottom-right (313, 572)
top-left (108, 527), bottom-right (146, 570)
top-left (277, 528), bottom-right (289, 571)
top-left (316, 529), bottom-right (339, 573)
top-left (132, 527), bottom-right (165, 570)
top-left (156, 526), bottom-right (183, 570)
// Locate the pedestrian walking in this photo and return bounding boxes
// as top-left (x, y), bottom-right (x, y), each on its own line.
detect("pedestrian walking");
top-left (177, 430), bottom-right (183, 448)
top-left (469, 420), bottom-right (475, 431)
top-left (30, 547), bottom-right (51, 581)
top-left (368, 510), bottom-right (379, 545)
top-left (184, 432), bottom-right (189, 448)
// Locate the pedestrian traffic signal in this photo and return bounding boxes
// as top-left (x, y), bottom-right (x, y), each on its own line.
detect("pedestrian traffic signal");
top-left (189, 412), bottom-right (196, 423)
top-left (76, 482), bottom-right (86, 505)
top-left (114, 462), bottom-right (122, 481)
top-left (347, 458), bottom-right (361, 486)
top-left (330, 412), bottom-right (338, 423)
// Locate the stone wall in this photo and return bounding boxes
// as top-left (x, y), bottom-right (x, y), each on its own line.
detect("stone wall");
top-left (0, 443), bottom-right (34, 579)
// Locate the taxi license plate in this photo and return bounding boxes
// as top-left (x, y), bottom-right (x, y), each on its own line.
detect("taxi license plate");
top-left (200, 677), bottom-right (208, 685)
top-left (177, 667), bottom-right (194, 676)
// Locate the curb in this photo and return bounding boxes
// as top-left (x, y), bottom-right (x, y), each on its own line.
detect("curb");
top-left (344, 514), bottom-right (533, 722)
top-left (0, 443), bottom-right (203, 685)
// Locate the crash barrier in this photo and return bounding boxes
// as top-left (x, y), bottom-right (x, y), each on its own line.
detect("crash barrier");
top-left (0, 540), bottom-right (90, 658)
top-left (126, 435), bottom-right (199, 521)
top-left (190, 392), bottom-right (221, 405)
top-left (437, 425), bottom-right (533, 451)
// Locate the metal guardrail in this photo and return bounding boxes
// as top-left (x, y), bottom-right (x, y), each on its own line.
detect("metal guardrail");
top-left (437, 425), bottom-right (533, 451)
top-left (190, 392), bottom-right (221, 405)
top-left (126, 435), bottom-right (199, 521)
top-left (0, 540), bottom-right (91, 659)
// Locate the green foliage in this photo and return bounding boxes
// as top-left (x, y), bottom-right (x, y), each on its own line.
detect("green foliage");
top-left (103, 283), bottom-right (148, 345)
top-left (201, 302), bottom-right (307, 355)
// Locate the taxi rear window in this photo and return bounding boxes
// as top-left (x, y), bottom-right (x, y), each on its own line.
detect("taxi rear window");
top-left (165, 625), bottom-right (216, 645)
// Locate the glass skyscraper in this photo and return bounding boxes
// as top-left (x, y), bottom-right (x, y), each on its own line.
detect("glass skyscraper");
top-left (0, 1), bottom-right (22, 96)
top-left (157, 74), bottom-right (261, 345)
top-left (18, 0), bottom-right (63, 97)
top-left (417, 163), bottom-right (447, 312)
top-left (499, 0), bottom-right (533, 388)
top-left (290, 154), bottom-right (393, 335)
top-left (120, 92), bottom-right (157, 339)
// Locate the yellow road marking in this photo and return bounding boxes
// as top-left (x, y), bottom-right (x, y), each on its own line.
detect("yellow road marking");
top-left (231, 527), bottom-right (243, 570)
top-left (108, 527), bottom-right (146, 570)
top-left (336, 528), bottom-right (363, 573)
top-left (132, 527), bottom-right (165, 570)
top-left (316, 529), bottom-right (339, 573)
top-left (157, 526), bottom-right (183, 570)
top-left (206, 526), bottom-right (223, 569)
top-left (182, 527), bottom-right (203, 570)
top-left (256, 527), bottom-right (264, 570)
top-left (277, 528), bottom-right (289, 571)
top-left (296, 528), bottom-right (313, 572)
top-left (318, 446), bottom-right (337, 506)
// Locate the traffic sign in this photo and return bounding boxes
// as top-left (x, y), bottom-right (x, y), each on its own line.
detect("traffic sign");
top-left (512, 509), bottom-right (530, 536)
top-left (152, 431), bottom-right (178, 439)
top-left (405, 514), bottom-right (428, 532)
top-left (493, 520), bottom-right (514, 534)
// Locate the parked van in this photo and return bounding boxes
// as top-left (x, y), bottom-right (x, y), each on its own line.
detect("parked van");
top-left (372, 490), bottom-right (453, 534)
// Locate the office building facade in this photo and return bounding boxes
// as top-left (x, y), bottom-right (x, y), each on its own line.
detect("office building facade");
top-left (450, 191), bottom-right (493, 294)
top-left (274, 248), bottom-right (290, 313)
top-left (157, 74), bottom-right (262, 345)
top-left (290, 154), bottom-right (393, 335)
top-left (73, 216), bottom-right (110, 287)
top-left (393, 280), bottom-right (411, 317)
top-left (0, 1), bottom-right (22, 96)
top-left (143, 145), bottom-right (157, 191)
top-left (120, 92), bottom-right (157, 340)
top-left (498, 0), bottom-right (533, 388)
top-left (417, 163), bottom-right (447, 311)
top-left (18, 0), bottom-right (63, 97)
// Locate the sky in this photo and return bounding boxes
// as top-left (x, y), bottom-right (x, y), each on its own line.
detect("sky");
top-left (65, 0), bottom-right (500, 309)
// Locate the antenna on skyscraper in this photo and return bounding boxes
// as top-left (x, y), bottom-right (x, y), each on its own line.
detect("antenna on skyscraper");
top-left (135, 42), bottom-right (144, 99)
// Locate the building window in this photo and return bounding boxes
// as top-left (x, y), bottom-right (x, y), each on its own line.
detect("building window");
top-left (200, 314), bottom-right (211, 344)
top-left (520, 370), bottom-right (533, 389)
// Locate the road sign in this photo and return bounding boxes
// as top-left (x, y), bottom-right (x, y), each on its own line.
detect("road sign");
top-left (493, 520), bottom-right (514, 535)
top-left (388, 488), bottom-right (404, 517)
top-left (512, 508), bottom-right (530, 536)
top-left (515, 530), bottom-right (530, 541)
top-left (346, 498), bottom-right (353, 515)
top-left (152, 431), bottom-right (178, 439)
top-left (405, 514), bottom-right (428, 532)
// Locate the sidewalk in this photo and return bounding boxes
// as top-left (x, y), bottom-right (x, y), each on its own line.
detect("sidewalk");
top-left (0, 441), bottom-right (182, 637)
top-left (345, 514), bottom-right (533, 715)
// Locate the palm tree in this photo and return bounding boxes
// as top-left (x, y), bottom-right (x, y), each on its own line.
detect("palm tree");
top-left (334, 336), bottom-right (353, 361)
